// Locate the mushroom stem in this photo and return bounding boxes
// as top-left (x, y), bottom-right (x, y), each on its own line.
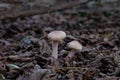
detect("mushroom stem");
top-left (52, 41), bottom-right (58, 59)
top-left (65, 50), bottom-right (76, 66)
top-left (67, 51), bottom-right (75, 59)
top-left (65, 49), bottom-right (75, 61)
top-left (51, 41), bottom-right (59, 67)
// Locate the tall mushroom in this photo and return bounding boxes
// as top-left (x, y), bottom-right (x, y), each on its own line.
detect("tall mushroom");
top-left (47, 31), bottom-right (66, 67)
top-left (65, 40), bottom-right (82, 66)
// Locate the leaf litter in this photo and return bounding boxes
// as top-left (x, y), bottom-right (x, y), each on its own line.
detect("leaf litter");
top-left (0, 0), bottom-right (120, 80)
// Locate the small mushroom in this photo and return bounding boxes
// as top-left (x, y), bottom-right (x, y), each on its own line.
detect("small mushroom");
top-left (47, 31), bottom-right (66, 67)
top-left (65, 40), bottom-right (82, 65)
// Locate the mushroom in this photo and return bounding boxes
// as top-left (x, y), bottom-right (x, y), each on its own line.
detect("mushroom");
top-left (47, 31), bottom-right (66, 67)
top-left (65, 40), bottom-right (82, 65)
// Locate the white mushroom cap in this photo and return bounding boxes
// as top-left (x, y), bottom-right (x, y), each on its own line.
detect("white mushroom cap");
top-left (47, 31), bottom-right (66, 41)
top-left (67, 40), bottom-right (82, 50)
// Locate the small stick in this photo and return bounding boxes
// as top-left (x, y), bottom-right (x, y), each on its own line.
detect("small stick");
top-left (0, 56), bottom-right (34, 62)
top-left (0, 0), bottom-right (22, 4)
top-left (54, 67), bottom-right (89, 71)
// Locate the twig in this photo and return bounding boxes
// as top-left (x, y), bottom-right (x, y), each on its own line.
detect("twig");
top-left (0, 0), bottom-right (22, 4)
top-left (54, 67), bottom-right (89, 71)
top-left (0, 55), bottom-right (34, 62)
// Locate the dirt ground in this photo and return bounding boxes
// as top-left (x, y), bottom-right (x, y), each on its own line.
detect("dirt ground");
top-left (0, 0), bottom-right (120, 80)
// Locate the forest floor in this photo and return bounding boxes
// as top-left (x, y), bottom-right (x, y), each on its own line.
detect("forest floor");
top-left (0, 0), bottom-right (120, 80)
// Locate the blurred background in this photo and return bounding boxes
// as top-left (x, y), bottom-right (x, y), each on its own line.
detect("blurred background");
top-left (0, 0), bottom-right (120, 19)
